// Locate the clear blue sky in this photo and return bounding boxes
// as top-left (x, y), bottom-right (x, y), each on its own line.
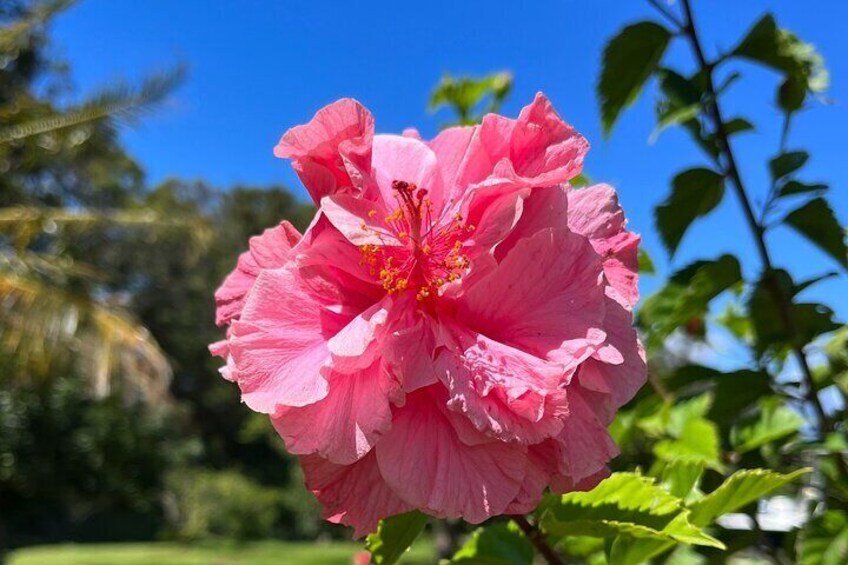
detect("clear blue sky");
top-left (51, 0), bottom-right (847, 324)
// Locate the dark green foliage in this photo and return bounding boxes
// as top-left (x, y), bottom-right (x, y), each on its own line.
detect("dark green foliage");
top-left (783, 198), bottom-right (848, 269)
top-left (599, 22), bottom-right (671, 135)
top-left (655, 167), bottom-right (725, 254)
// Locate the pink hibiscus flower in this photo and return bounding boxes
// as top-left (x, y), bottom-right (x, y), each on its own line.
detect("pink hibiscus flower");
top-left (211, 94), bottom-right (646, 536)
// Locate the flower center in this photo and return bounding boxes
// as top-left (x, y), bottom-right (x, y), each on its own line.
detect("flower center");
top-left (359, 180), bottom-right (473, 301)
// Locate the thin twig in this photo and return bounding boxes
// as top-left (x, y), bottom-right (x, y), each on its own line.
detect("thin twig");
top-left (679, 0), bottom-right (848, 479)
top-left (513, 515), bottom-right (565, 565)
top-left (646, 0), bottom-right (684, 29)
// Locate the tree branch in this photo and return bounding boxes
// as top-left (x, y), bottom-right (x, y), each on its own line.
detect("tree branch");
top-left (679, 0), bottom-right (846, 475)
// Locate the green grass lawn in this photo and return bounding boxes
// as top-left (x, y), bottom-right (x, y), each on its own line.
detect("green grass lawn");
top-left (7, 539), bottom-right (436, 565)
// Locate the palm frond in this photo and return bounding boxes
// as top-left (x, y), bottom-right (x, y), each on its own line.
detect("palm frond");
top-left (0, 268), bottom-right (172, 405)
top-left (0, 0), bottom-right (76, 53)
top-left (0, 205), bottom-right (212, 250)
top-left (0, 65), bottom-right (187, 144)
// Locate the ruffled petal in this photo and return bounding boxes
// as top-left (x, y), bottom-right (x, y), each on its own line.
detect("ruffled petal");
top-left (478, 93), bottom-right (588, 188)
top-left (300, 451), bottom-right (412, 538)
top-left (228, 265), bottom-right (357, 413)
top-left (550, 386), bottom-right (619, 485)
top-left (436, 328), bottom-right (567, 444)
top-left (376, 387), bottom-right (526, 523)
top-left (577, 295), bottom-right (647, 425)
top-left (274, 98), bottom-right (374, 203)
top-left (567, 184), bottom-right (640, 308)
top-left (273, 361), bottom-right (399, 465)
top-left (214, 221), bottom-right (301, 326)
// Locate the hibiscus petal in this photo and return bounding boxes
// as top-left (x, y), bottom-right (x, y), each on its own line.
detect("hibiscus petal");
top-left (300, 451), bottom-right (412, 538)
top-left (328, 299), bottom-right (390, 373)
top-left (551, 386), bottom-right (619, 484)
top-left (214, 221), bottom-right (301, 326)
top-left (369, 134), bottom-right (444, 213)
top-left (273, 362), bottom-right (398, 465)
top-left (436, 329), bottom-right (567, 444)
top-left (567, 184), bottom-right (640, 308)
top-left (459, 227), bottom-right (606, 369)
top-left (376, 387), bottom-right (526, 523)
top-left (274, 98), bottom-right (374, 203)
top-left (478, 92), bottom-right (589, 187)
top-left (228, 266), bottom-right (352, 412)
top-left (577, 297), bottom-right (647, 424)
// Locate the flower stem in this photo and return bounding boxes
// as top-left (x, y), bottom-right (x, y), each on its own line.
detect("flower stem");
top-left (513, 515), bottom-right (564, 565)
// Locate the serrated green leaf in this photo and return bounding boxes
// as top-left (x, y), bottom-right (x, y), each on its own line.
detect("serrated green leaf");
top-left (689, 468), bottom-right (809, 527)
top-left (655, 168), bottom-right (725, 254)
top-left (779, 180), bottom-right (828, 197)
top-left (660, 461), bottom-right (705, 500)
top-left (451, 522), bottom-right (534, 565)
top-left (730, 398), bottom-right (805, 453)
top-left (798, 510), bottom-right (848, 565)
top-left (732, 14), bottom-right (829, 92)
top-left (599, 22), bottom-right (671, 135)
top-left (541, 473), bottom-right (723, 549)
top-left (365, 511), bottom-right (429, 565)
top-left (655, 417), bottom-right (724, 471)
top-left (770, 151), bottom-right (809, 180)
top-left (783, 197), bottom-right (848, 269)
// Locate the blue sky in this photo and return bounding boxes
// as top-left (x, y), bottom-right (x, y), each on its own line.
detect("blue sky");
top-left (51, 0), bottom-right (847, 324)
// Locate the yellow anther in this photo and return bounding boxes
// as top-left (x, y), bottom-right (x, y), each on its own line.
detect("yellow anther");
top-left (422, 244), bottom-right (432, 254)
top-left (466, 224), bottom-right (476, 232)
top-left (398, 231), bottom-right (408, 238)
top-left (368, 209), bottom-right (377, 218)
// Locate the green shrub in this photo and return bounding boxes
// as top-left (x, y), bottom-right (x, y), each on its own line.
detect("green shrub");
top-left (164, 468), bottom-right (284, 541)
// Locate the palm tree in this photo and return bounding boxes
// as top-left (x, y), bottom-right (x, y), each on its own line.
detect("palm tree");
top-left (0, 0), bottom-right (203, 404)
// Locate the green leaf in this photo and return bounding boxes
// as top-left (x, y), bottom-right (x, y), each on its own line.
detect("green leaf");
top-left (769, 151), bottom-right (809, 181)
top-left (798, 510), bottom-right (848, 565)
top-left (731, 14), bottom-right (829, 93)
top-left (638, 248), bottom-right (656, 275)
top-left (748, 270), bottom-right (842, 358)
top-left (783, 197), bottom-right (848, 269)
top-left (599, 22), bottom-right (671, 135)
top-left (660, 461), bottom-right (704, 500)
top-left (638, 255), bottom-right (742, 348)
top-left (724, 117), bottom-right (755, 136)
top-left (430, 72), bottom-right (513, 126)
top-left (655, 168), bottom-right (725, 254)
top-left (730, 398), bottom-right (805, 453)
top-left (689, 468), bottom-right (810, 527)
top-left (365, 511), bottom-right (429, 565)
top-left (654, 417), bottom-right (724, 471)
top-left (779, 180), bottom-right (828, 197)
top-left (540, 473), bottom-right (723, 549)
top-left (451, 522), bottom-right (534, 565)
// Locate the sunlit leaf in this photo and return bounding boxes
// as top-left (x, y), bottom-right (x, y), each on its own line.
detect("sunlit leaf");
top-left (365, 511), bottom-right (429, 565)
top-left (540, 473), bottom-right (723, 549)
top-left (451, 522), bottom-right (534, 565)
top-left (688, 467), bottom-right (809, 527)
top-left (732, 14), bottom-right (829, 92)
top-left (730, 398), bottom-right (805, 454)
